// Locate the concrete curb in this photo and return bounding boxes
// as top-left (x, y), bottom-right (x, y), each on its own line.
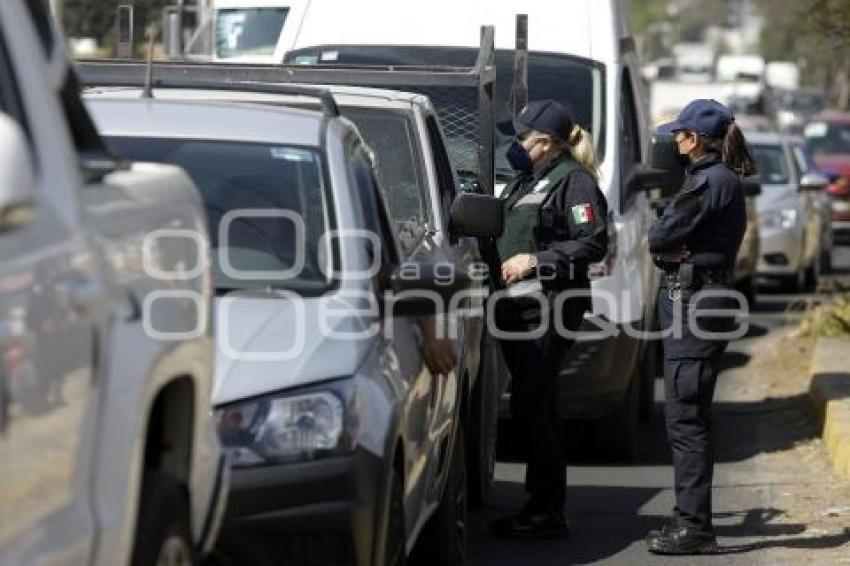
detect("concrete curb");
top-left (809, 337), bottom-right (850, 479)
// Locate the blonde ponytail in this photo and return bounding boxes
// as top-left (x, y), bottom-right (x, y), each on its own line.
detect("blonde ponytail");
top-left (565, 125), bottom-right (599, 178)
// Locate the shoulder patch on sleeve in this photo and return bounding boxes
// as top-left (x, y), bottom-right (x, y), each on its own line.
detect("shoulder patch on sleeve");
top-left (571, 203), bottom-right (595, 224)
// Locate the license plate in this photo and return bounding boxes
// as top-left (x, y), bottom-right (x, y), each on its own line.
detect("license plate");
top-left (833, 200), bottom-right (850, 212)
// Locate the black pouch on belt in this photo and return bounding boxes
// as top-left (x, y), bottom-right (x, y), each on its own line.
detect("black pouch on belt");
top-left (678, 262), bottom-right (696, 301)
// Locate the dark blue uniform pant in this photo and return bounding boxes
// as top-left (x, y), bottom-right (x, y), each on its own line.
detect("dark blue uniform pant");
top-left (496, 292), bottom-right (585, 513)
top-left (658, 284), bottom-right (735, 532)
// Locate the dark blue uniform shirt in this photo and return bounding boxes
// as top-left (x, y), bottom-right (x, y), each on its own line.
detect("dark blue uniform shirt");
top-left (649, 152), bottom-right (746, 271)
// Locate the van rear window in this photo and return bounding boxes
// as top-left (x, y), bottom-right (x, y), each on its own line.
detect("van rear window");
top-left (285, 46), bottom-right (606, 178)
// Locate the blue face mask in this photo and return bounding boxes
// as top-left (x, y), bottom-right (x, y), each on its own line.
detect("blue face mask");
top-left (506, 140), bottom-right (533, 173)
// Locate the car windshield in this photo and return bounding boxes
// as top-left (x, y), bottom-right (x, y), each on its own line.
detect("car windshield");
top-left (752, 144), bottom-right (790, 185)
top-left (341, 107), bottom-right (429, 253)
top-left (775, 90), bottom-right (825, 112)
top-left (215, 7), bottom-right (288, 58)
top-left (105, 137), bottom-right (334, 293)
top-left (805, 121), bottom-right (850, 156)
top-left (285, 46), bottom-right (605, 180)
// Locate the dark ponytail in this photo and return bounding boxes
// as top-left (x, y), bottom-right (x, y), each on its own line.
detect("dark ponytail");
top-left (721, 122), bottom-right (757, 177)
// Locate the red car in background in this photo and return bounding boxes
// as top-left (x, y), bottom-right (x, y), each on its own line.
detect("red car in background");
top-left (804, 112), bottom-right (850, 236)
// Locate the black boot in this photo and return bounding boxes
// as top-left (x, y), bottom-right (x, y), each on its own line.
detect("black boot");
top-left (646, 523), bottom-right (718, 555)
top-left (490, 509), bottom-right (570, 540)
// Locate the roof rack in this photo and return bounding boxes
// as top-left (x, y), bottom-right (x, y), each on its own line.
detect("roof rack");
top-left (76, 62), bottom-right (342, 117)
top-left (75, 25), bottom-right (496, 194)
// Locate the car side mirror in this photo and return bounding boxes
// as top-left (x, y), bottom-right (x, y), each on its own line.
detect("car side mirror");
top-left (799, 172), bottom-right (829, 192)
top-left (742, 176), bottom-right (762, 197)
top-left (822, 170), bottom-right (841, 184)
top-left (637, 133), bottom-right (686, 198)
top-left (628, 164), bottom-right (674, 195)
top-left (385, 262), bottom-right (474, 316)
top-left (459, 174), bottom-right (484, 194)
top-left (0, 113), bottom-right (37, 232)
top-left (449, 193), bottom-right (503, 238)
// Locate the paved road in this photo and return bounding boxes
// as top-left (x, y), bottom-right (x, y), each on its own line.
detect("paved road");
top-left (469, 243), bottom-right (850, 565)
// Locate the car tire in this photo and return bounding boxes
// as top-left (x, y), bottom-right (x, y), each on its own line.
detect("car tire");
top-left (784, 269), bottom-right (806, 293)
top-left (804, 261), bottom-right (818, 292)
top-left (638, 338), bottom-right (659, 423)
top-left (412, 426), bottom-right (468, 566)
top-left (383, 469), bottom-right (407, 566)
top-left (467, 334), bottom-right (499, 506)
top-left (594, 365), bottom-right (640, 462)
top-left (131, 471), bottom-right (193, 566)
top-left (820, 246), bottom-right (832, 275)
top-left (737, 275), bottom-right (757, 308)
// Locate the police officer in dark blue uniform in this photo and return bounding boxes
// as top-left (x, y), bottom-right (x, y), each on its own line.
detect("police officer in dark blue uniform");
top-left (489, 100), bottom-right (608, 539)
top-left (647, 99), bottom-right (755, 555)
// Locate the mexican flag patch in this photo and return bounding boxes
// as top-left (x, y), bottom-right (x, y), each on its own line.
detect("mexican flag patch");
top-left (571, 203), bottom-right (594, 224)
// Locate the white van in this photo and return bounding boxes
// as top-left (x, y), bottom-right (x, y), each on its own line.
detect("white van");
top-left (283, 0), bottom-right (660, 456)
top-left (186, 0), bottom-right (308, 63)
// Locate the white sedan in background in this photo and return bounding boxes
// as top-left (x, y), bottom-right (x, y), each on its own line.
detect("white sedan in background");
top-left (749, 131), bottom-right (830, 291)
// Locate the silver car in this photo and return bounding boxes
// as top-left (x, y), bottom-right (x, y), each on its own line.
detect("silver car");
top-left (749, 131), bottom-right (830, 291)
top-left (85, 84), bottom-right (486, 566)
top-left (0, 2), bottom-right (226, 565)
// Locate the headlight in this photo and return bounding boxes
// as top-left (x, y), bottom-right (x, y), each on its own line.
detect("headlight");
top-left (217, 389), bottom-right (352, 467)
top-left (759, 208), bottom-right (797, 229)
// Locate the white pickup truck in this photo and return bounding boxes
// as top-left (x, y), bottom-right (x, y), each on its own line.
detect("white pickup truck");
top-left (0, 1), bottom-right (226, 565)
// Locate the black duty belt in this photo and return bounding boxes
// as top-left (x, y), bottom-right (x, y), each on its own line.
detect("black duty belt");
top-left (660, 266), bottom-right (733, 301)
top-left (695, 269), bottom-right (734, 286)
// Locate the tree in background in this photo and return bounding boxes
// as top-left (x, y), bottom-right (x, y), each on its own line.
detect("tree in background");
top-left (626, 0), bottom-right (735, 62)
top-left (806, 0), bottom-right (850, 109)
top-left (757, 0), bottom-right (850, 109)
top-left (63, 0), bottom-right (173, 56)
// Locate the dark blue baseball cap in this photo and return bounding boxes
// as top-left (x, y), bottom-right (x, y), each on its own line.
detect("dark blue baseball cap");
top-left (657, 99), bottom-right (735, 139)
top-left (498, 99), bottom-right (575, 142)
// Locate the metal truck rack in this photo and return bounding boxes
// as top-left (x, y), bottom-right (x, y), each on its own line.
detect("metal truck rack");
top-left (76, 25), bottom-right (498, 196)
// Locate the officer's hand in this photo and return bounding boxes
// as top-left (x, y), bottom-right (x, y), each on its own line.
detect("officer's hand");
top-left (417, 315), bottom-right (458, 377)
top-left (502, 253), bottom-right (538, 284)
top-left (422, 336), bottom-right (458, 377)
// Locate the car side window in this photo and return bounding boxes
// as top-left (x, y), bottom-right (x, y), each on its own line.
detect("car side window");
top-left (619, 70), bottom-right (641, 212)
top-left (350, 147), bottom-right (400, 268)
top-left (341, 107), bottom-right (429, 255)
top-left (425, 115), bottom-right (457, 227)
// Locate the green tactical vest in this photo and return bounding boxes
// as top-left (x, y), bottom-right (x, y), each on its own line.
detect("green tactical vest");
top-left (497, 158), bottom-right (579, 261)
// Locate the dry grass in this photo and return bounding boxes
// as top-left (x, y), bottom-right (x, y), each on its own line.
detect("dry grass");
top-left (799, 293), bottom-right (850, 339)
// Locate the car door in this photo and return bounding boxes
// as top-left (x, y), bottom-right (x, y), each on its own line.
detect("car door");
top-left (787, 140), bottom-right (820, 267)
top-left (349, 145), bottom-right (435, 537)
top-left (423, 112), bottom-right (483, 364)
top-left (0, 3), bottom-right (99, 562)
top-left (616, 68), bottom-right (653, 331)
top-left (405, 111), bottom-right (472, 516)
top-left (791, 141), bottom-right (828, 261)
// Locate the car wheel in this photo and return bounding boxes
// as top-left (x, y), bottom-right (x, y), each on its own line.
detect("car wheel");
top-left (784, 269), bottom-right (806, 293)
top-left (638, 338), bottom-right (659, 423)
top-left (467, 334), bottom-right (499, 506)
top-left (383, 469), bottom-right (407, 566)
top-left (131, 471), bottom-right (193, 566)
top-left (821, 246), bottom-right (832, 275)
top-left (804, 261), bottom-right (818, 292)
top-left (594, 365), bottom-right (640, 462)
top-left (736, 275), bottom-right (757, 308)
top-left (412, 426), bottom-right (468, 566)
